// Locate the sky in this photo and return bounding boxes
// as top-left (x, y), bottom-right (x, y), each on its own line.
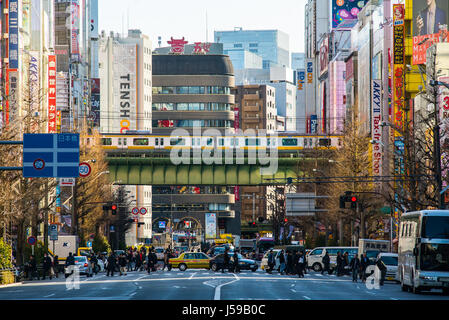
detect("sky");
top-left (98, 0), bottom-right (306, 53)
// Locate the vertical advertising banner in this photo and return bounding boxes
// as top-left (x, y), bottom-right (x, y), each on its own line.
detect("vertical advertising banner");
top-left (297, 70), bottom-right (305, 91)
top-left (71, 0), bottom-right (80, 62)
top-left (113, 44), bottom-right (137, 133)
top-left (90, 78), bottom-right (100, 127)
top-left (310, 115), bottom-right (318, 134)
top-left (90, 0), bottom-right (99, 39)
top-left (393, 4), bottom-right (406, 133)
top-left (205, 213), bottom-right (217, 240)
top-left (9, 0), bottom-right (19, 70)
top-left (438, 76), bottom-right (449, 203)
top-left (393, 4), bottom-right (405, 241)
top-left (48, 55), bottom-right (57, 133)
top-left (372, 80), bottom-right (383, 180)
top-left (305, 59), bottom-right (315, 131)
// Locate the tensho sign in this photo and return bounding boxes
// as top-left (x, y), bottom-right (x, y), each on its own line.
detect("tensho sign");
top-left (372, 80), bottom-right (382, 178)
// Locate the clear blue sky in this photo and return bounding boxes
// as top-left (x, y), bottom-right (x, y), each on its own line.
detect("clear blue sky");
top-left (98, 0), bottom-right (306, 53)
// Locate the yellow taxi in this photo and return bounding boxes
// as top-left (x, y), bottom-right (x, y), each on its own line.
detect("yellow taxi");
top-left (169, 252), bottom-right (211, 271)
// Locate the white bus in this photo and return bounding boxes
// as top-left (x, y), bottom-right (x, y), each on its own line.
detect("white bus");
top-left (398, 210), bottom-right (449, 294)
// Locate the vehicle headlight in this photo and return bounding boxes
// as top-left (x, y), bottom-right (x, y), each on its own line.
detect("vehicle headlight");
top-left (419, 276), bottom-right (437, 281)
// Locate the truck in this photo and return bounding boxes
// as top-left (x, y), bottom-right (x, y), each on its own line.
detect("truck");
top-left (46, 235), bottom-right (80, 264)
top-left (239, 239), bottom-right (257, 257)
top-left (358, 239), bottom-right (391, 263)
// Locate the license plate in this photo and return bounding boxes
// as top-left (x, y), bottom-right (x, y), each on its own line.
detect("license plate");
top-left (387, 277), bottom-right (394, 280)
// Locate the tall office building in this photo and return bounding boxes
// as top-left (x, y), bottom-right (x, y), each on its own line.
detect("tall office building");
top-left (151, 53), bottom-right (239, 242)
top-left (99, 29), bottom-right (153, 246)
top-left (215, 29), bottom-right (290, 69)
top-left (233, 85), bottom-right (277, 224)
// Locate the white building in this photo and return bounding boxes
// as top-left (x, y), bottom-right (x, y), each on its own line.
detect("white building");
top-left (99, 29), bottom-right (153, 245)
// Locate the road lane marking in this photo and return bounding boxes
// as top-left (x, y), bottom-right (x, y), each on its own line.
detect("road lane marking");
top-left (214, 278), bottom-right (240, 301)
top-left (189, 273), bottom-right (197, 280)
top-left (44, 293), bottom-right (55, 298)
top-left (291, 289), bottom-right (297, 293)
top-left (129, 292), bottom-right (137, 297)
top-left (303, 296), bottom-right (311, 300)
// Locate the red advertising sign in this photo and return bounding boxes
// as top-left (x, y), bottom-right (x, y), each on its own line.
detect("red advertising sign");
top-left (48, 55), bottom-right (57, 133)
top-left (167, 37), bottom-right (188, 54)
top-left (193, 42), bottom-right (212, 54)
top-left (413, 31), bottom-right (449, 65)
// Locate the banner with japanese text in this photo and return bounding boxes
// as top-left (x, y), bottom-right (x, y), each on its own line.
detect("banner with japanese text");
top-left (48, 55), bottom-right (57, 133)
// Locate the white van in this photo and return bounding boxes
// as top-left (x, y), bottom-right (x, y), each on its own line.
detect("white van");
top-left (377, 252), bottom-right (399, 282)
top-left (261, 249), bottom-right (282, 272)
top-left (307, 247), bottom-right (358, 272)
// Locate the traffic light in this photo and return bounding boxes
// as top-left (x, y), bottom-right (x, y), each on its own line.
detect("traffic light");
top-left (350, 196), bottom-right (358, 209)
top-left (284, 218), bottom-right (288, 223)
top-left (111, 204), bottom-right (117, 215)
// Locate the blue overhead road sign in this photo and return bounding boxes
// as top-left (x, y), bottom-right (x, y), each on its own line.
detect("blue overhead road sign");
top-left (23, 134), bottom-right (80, 178)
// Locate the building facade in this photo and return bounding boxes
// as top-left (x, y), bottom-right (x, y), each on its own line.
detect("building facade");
top-left (99, 29), bottom-right (153, 245)
top-left (151, 54), bottom-right (239, 243)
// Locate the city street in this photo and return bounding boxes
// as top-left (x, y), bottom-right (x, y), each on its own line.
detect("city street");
top-left (1, 267), bottom-right (448, 300)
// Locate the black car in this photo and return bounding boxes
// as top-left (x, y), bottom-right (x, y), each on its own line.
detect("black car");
top-left (209, 253), bottom-right (258, 272)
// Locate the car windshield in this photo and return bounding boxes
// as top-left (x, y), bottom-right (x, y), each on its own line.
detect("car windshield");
top-left (156, 249), bottom-right (164, 253)
top-left (380, 256), bottom-right (398, 266)
top-left (366, 250), bottom-right (380, 260)
top-left (420, 243), bottom-right (449, 272)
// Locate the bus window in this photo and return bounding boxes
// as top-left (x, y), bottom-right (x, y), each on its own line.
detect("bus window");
top-left (133, 138), bottom-right (149, 146)
top-left (170, 138), bottom-right (185, 146)
top-left (282, 138), bottom-right (298, 146)
top-left (102, 138), bottom-right (112, 146)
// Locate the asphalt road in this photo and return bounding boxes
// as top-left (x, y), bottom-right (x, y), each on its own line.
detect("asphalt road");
top-left (1, 267), bottom-right (448, 301)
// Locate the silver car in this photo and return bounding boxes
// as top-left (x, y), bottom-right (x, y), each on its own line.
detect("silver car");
top-left (65, 256), bottom-right (93, 277)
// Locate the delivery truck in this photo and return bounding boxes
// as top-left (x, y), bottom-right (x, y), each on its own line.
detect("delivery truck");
top-left (358, 239), bottom-right (390, 263)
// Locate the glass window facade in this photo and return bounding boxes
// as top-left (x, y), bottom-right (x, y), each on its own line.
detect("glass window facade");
top-left (153, 86), bottom-right (230, 95)
top-left (153, 120), bottom-right (233, 128)
top-left (153, 103), bottom-right (231, 111)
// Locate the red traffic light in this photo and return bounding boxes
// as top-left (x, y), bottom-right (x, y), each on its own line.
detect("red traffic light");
top-left (252, 222), bottom-right (256, 225)
top-left (111, 205), bottom-right (117, 210)
top-left (284, 218), bottom-right (288, 223)
top-left (351, 197), bottom-right (357, 202)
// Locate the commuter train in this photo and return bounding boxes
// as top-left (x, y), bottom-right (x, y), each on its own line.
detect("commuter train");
top-left (90, 133), bottom-right (343, 153)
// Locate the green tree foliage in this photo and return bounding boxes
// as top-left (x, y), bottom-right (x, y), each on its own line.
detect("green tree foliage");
top-left (0, 238), bottom-right (12, 269)
top-left (92, 234), bottom-right (111, 254)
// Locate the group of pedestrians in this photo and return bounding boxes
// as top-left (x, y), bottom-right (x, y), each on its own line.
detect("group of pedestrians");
top-left (23, 253), bottom-right (61, 280)
top-left (266, 250), bottom-right (308, 277)
top-left (220, 248), bottom-right (241, 273)
top-left (104, 247), bottom-right (164, 277)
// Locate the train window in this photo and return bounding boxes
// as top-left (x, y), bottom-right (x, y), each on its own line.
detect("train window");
top-left (232, 138), bottom-right (239, 146)
top-left (267, 138), bottom-right (276, 146)
top-left (309, 138), bottom-right (313, 146)
top-left (338, 138), bottom-right (342, 147)
top-left (206, 138), bottom-right (213, 146)
top-left (155, 138), bottom-right (159, 146)
top-left (170, 138), bottom-right (185, 146)
top-left (219, 138), bottom-right (224, 146)
top-left (118, 138), bottom-right (122, 145)
top-left (303, 138), bottom-right (308, 147)
top-left (123, 138), bottom-right (127, 146)
top-left (133, 138), bottom-right (149, 146)
top-left (319, 138), bottom-right (331, 147)
top-left (282, 138), bottom-right (298, 146)
top-left (102, 138), bottom-right (112, 146)
top-left (245, 138), bottom-right (259, 146)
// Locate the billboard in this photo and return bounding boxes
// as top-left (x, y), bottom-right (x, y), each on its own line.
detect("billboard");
top-left (319, 36), bottom-right (329, 76)
top-left (205, 213), bottom-right (217, 239)
top-left (113, 43), bottom-right (137, 134)
top-left (305, 59), bottom-right (315, 130)
top-left (413, 0), bottom-right (448, 37)
top-left (332, 0), bottom-right (369, 29)
top-left (90, 0), bottom-right (99, 39)
top-left (412, 0), bottom-right (449, 64)
top-left (71, 0), bottom-right (80, 62)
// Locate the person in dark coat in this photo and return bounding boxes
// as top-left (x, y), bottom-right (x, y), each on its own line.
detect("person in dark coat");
top-left (343, 252), bottom-right (350, 275)
top-left (349, 254), bottom-right (361, 282)
top-left (267, 250), bottom-right (275, 274)
top-left (360, 253), bottom-right (370, 282)
top-left (147, 249), bottom-right (155, 274)
top-left (222, 249), bottom-right (230, 273)
top-left (119, 253), bottom-right (127, 276)
top-left (53, 255), bottom-right (59, 278)
top-left (127, 250), bottom-right (133, 272)
top-left (321, 252), bottom-right (331, 275)
top-left (286, 251), bottom-right (293, 275)
top-left (42, 253), bottom-right (53, 280)
top-left (376, 257), bottom-right (387, 286)
top-left (336, 251), bottom-right (343, 276)
top-left (162, 248), bottom-right (171, 271)
top-left (26, 255), bottom-right (38, 280)
top-left (106, 253), bottom-right (116, 277)
top-left (233, 250), bottom-right (240, 273)
top-left (279, 250), bottom-right (286, 275)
